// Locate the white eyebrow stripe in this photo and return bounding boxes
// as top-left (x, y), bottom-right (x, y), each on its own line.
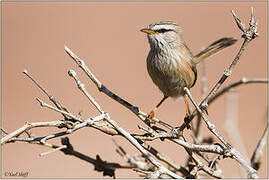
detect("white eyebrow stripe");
top-left (152, 24), bottom-right (176, 31)
top-left (148, 22), bottom-right (182, 33)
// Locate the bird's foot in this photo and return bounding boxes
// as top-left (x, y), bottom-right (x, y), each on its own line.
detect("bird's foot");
top-left (183, 94), bottom-right (192, 129)
top-left (184, 115), bottom-right (192, 129)
top-left (145, 110), bottom-right (157, 126)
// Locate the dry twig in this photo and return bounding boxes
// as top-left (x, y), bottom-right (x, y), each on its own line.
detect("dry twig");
top-left (251, 123), bottom-right (268, 170)
top-left (184, 87), bottom-right (258, 178)
top-left (181, 8), bottom-right (260, 130)
top-left (2, 8), bottom-right (267, 179)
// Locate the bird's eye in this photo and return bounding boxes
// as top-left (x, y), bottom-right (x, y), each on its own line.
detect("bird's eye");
top-left (155, 29), bottom-right (172, 33)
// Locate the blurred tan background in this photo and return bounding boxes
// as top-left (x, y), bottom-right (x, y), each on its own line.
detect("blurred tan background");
top-left (1, 1), bottom-right (267, 178)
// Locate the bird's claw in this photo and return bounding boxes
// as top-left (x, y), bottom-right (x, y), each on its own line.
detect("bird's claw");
top-left (184, 115), bottom-right (192, 129)
top-left (145, 111), bottom-right (157, 126)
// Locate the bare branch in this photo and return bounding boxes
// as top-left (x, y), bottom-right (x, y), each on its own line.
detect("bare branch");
top-left (65, 46), bottom-right (139, 115)
top-left (201, 7), bottom-right (258, 107)
top-left (64, 45), bottom-right (172, 130)
top-left (66, 65), bottom-right (182, 178)
top-left (36, 97), bottom-right (83, 122)
top-left (251, 123), bottom-right (268, 170)
top-left (180, 78), bottom-right (268, 128)
top-left (68, 69), bottom-right (104, 114)
top-left (104, 113), bottom-right (183, 178)
top-left (208, 78), bottom-right (268, 104)
top-left (139, 141), bottom-right (193, 178)
top-left (112, 138), bottom-right (154, 171)
top-left (231, 10), bottom-right (247, 33)
top-left (64, 46), bottom-right (102, 88)
top-left (180, 136), bottom-right (222, 178)
top-left (23, 70), bottom-right (70, 119)
top-left (40, 145), bottom-right (67, 157)
top-left (3, 8), bottom-right (266, 178)
top-left (2, 113), bottom-right (118, 146)
top-left (184, 87), bottom-right (258, 178)
top-left (172, 138), bottom-right (226, 155)
top-left (1, 120), bottom-right (65, 144)
top-left (1, 128), bottom-right (9, 135)
top-left (181, 8), bottom-right (260, 130)
top-left (135, 124), bottom-right (228, 155)
top-left (63, 14), bottom-right (263, 176)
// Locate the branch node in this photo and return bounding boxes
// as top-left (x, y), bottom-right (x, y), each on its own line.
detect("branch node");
top-left (224, 69), bottom-right (232, 76)
top-left (22, 69), bottom-right (28, 74)
top-left (232, 8), bottom-right (259, 40)
top-left (68, 69), bottom-right (77, 77)
top-left (241, 77), bottom-right (247, 83)
top-left (101, 112), bottom-right (108, 119)
top-left (25, 121), bottom-right (31, 126)
top-left (208, 124), bottom-right (215, 130)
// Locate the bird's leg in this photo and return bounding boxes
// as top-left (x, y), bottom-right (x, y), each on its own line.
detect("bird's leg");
top-left (184, 94), bottom-right (192, 129)
top-left (184, 94), bottom-right (191, 117)
top-left (146, 96), bottom-right (168, 124)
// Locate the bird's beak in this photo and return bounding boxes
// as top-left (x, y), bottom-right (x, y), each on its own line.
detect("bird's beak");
top-left (140, 28), bottom-right (156, 35)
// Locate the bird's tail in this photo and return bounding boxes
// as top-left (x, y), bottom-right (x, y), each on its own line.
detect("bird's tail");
top-left (193, 37), bottom-right (237, 65)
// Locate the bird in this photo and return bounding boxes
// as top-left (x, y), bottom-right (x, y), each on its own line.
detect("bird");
top-left (141, 21), bottom-right (237, 122)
